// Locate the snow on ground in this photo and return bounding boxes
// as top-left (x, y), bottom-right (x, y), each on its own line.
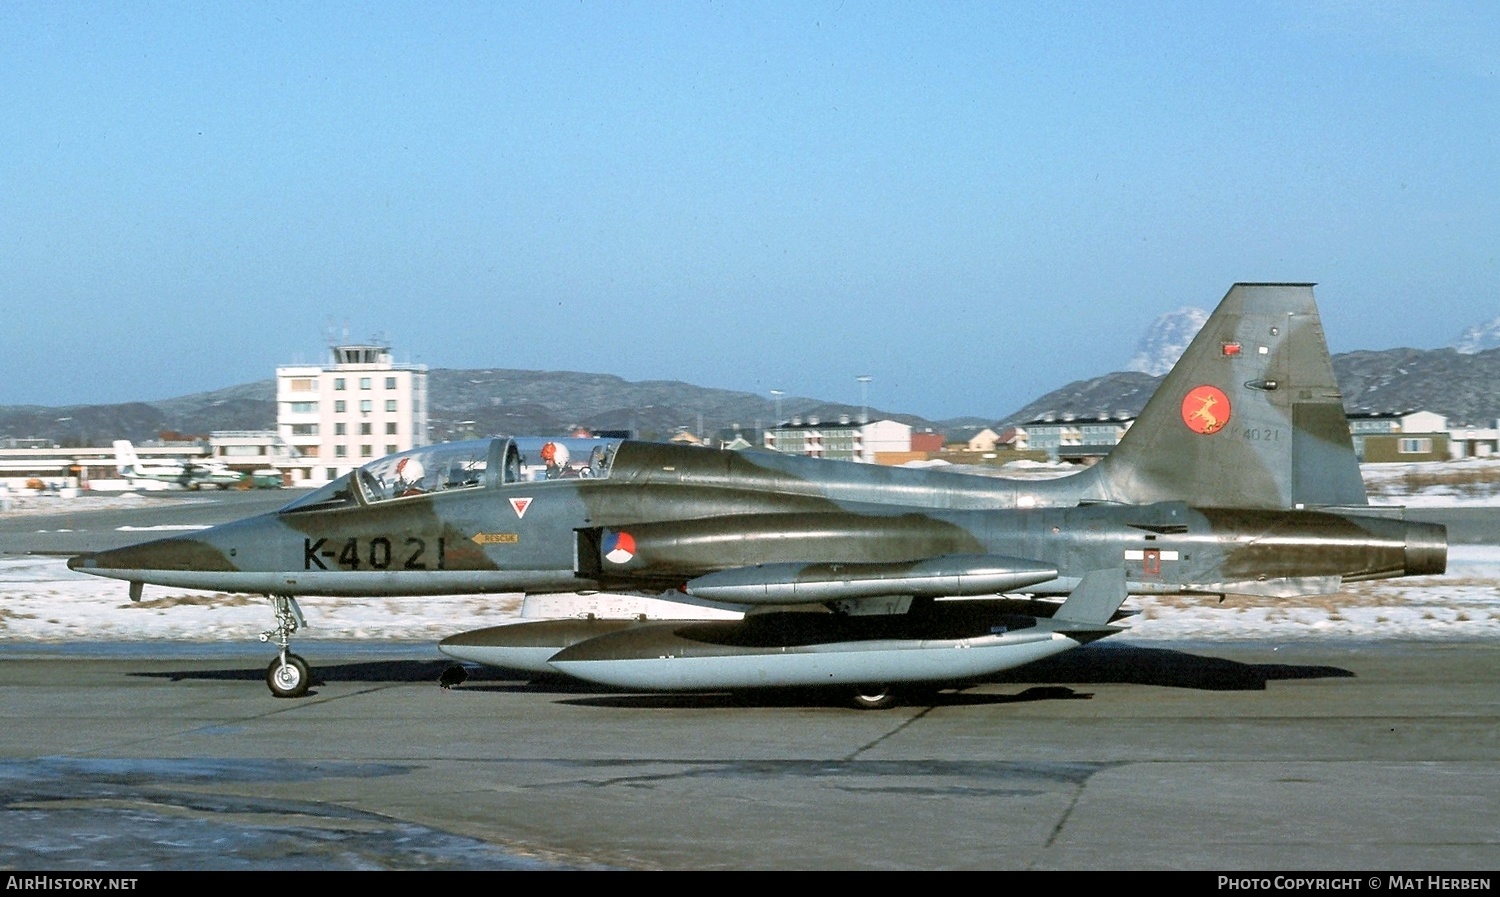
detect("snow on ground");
top-left (0, 554), bottom-right (724, 642)
top-left (1, 548), bottom-right (1496, 645)
top-left (0, 555), bottom-right (524, 642)
top-left (1, 459), bottom-right (1499, 644)
top-left (934, 455), bottom-right (1500, 498)
top-left (1361, 458), bottom-right (1500, 507)
top-left (0, 490), bottom-right (203, 517)
top-left (1125, 544), bottom-right (1500, 642)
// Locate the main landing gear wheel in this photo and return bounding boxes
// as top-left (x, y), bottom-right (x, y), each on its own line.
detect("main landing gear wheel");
top-left (266, 652), bottom-right (310, 698)
top-left (851, 685), bottom-right (896, 710)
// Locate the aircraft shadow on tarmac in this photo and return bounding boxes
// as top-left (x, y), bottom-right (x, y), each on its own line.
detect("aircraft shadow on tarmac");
top-left (131, 643), bottom-right (1354, 708)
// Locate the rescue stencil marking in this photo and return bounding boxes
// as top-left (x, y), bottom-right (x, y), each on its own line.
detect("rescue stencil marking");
top-left (604, 531), bottom-right (636, 565)
top-left (1181, 385), bottom-right (1230, 435)
top-left (472, 533), bottom-right (520, 545)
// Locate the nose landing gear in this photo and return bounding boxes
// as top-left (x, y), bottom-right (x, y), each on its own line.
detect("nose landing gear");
top-left (261, 594), bottom-right (311, 698)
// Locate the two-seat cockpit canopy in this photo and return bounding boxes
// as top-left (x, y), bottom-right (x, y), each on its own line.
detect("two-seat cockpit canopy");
top-left (280, 436), bottom-right (622, 514)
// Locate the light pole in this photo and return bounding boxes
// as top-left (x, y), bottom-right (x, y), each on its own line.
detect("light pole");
top-left (768, 390), bottom-right (785, 452)
top-left (856, 375), bottom-right (872, 424)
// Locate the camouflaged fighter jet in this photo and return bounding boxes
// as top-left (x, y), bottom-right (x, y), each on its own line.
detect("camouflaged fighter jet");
top-left (68, 284), bottom-right (1446, 706)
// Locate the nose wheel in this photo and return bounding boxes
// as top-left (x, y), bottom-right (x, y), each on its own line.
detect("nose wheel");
top-left (260, 594), bottom-right (312, 698)
top-left (267, 651), bottom-right (311, 698)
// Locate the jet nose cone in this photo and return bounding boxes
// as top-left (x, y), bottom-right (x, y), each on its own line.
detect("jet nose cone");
top-left (69, 536), bottom-right (237, 577)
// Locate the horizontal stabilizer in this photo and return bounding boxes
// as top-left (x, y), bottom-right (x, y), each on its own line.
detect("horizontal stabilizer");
top-left (1052, 568), bottom-right (1129, 628)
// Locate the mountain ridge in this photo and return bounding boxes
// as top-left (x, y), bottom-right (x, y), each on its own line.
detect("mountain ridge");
top-left (1003, 346), bottom-right (1500, 428)
top-left (7, 345), bottom-right (1500, 447)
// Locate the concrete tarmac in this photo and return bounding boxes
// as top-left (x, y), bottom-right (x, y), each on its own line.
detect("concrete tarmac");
top-left (0, 638), bottom-right (1496, 870)
top-left (0, 489), bottom-right (302, 555)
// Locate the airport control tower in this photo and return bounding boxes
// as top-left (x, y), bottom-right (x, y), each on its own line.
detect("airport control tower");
top-left (276, 342), bottom-right (429, 486)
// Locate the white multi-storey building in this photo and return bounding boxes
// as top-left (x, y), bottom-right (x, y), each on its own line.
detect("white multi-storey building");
top-left (764, 416), bottom-right (911, 463)
top-left (276, 344), bottom-right (428, 485)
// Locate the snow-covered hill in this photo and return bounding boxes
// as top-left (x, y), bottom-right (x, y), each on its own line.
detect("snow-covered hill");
top-left (1125, 307), bottom-right (1209, 375)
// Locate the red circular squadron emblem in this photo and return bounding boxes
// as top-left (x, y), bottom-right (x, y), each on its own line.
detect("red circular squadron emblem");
top-left (1181, 385), bottom-right (1230, 435)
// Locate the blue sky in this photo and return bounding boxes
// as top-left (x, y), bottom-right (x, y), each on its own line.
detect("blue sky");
top-left (3, 2), bottom-right (1497, 420)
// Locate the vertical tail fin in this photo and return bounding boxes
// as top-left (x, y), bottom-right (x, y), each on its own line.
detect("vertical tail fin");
top-left (1095, 283), bottom-right (1366, 510)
